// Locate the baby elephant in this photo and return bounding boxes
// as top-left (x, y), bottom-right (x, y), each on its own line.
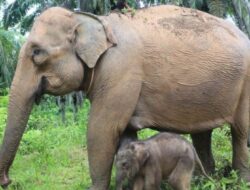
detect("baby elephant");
top-left (115, 132), bottom-right (209, 190)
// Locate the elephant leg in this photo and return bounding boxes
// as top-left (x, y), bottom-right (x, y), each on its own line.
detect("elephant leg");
top-left (144, 175), bottom-right (161, 190)
top-left (231, 92), bottom-right (250, 182)
top-left (168, 157), bottom-right (193, 190)
top-left (88, 81), bottom-right (141, 190)
top-left (132, 175), bottom-right (144, 190)
top-left (191, 130), bottom-right (215, 174)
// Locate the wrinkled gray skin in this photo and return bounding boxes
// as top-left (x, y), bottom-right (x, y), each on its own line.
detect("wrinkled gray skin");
top-left (1, 5), bottom-right (250, 190)
top-left (115, 133), bottom-right (209, 190)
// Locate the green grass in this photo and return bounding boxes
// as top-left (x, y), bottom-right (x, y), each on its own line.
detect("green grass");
top-left (0, 96), bottom-right (91, 190)
top-left (0, 94), bottom-right (249, 189)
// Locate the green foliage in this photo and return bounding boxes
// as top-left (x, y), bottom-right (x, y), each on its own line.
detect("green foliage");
top-left (0, 95), bottom-right (8, 138)
top-left (0, 93), bottom-right (8, 106)
top-left (80, 0), bottom-right (110, 15)
top-left (0, 29), bottom-right (23, 89)
top-left (206, 0), bottom-right (228, 18)
top-left (0, 94), bottom-right (91, 189)
top-left (0, 88), bottom-right (9, 95)
top-left (138, 128), bottom-right (158, 139)
top-left (165, 0), bottom-right (228, 18)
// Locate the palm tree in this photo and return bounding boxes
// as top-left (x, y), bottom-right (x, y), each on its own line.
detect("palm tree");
top-left (2, 0), bottom-right (77, 34)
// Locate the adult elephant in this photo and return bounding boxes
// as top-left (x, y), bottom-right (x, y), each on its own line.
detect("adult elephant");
top-left (0, 5), bottom-right (250, 189)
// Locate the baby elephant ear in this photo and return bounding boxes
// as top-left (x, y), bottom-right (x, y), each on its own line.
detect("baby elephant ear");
top-left (134, 142), bottom-right (150, 165)
top-left (74, 13), bottom-right (117, 68)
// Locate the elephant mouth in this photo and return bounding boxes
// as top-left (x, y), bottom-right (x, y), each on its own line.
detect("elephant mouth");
top-left (34, 76), bottom-right (47, 105)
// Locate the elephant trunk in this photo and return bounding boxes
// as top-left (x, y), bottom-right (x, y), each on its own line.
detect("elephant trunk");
top-left (0, 75), bottom-right (37, 188)
top-left (115, 171), bottom-right (128, 190)
top-left (115, 176), bottom-right (123, 190)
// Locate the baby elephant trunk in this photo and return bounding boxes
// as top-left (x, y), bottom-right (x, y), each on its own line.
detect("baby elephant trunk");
top-left (115, 173), bottom-right (126, 190)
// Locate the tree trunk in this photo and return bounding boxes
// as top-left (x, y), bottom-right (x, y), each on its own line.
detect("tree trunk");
top-left (79, 0), bottom-right (109, 15)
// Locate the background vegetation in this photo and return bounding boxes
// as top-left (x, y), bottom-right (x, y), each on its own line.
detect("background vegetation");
top-left (0, 0), bottom-right (249, 189)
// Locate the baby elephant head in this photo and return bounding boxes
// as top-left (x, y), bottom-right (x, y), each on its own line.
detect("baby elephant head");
top-left (115, 142), bottom-right (149, 189)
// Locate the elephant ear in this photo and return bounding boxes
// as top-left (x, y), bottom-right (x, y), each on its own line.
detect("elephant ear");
top-left (74, 13), bottom-right (117, 68)
top-left (132, 142), bottom-right (150, 165)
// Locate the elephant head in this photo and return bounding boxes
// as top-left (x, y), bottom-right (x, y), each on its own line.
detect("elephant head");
top-left (115, 142), bottom-right (149, 189)
top-left (0, 7), bottom-right (116, 187)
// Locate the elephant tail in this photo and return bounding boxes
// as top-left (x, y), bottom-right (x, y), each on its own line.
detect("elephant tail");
top-left (193, 147), bottom-right (214, 182)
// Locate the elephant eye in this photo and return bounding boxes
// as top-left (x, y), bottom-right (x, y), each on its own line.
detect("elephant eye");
top-left (122, 162), bottom-right (128, 169)
top-left (33, 49), bottom-right (41, 56)
top-left (31, 48), bottom-right (48, 66)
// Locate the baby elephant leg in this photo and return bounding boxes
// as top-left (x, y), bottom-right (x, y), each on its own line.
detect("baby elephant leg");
top-left (168, 157), bottom-right (194, 190)
top-left (132, 176), bottom-right (144, 190)
top-left (143, 170), bottom-right (161, 190)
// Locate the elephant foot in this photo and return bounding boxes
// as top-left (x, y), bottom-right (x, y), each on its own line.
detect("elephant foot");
top-left (238, 169), bottom-right (250, 183)
top-left (0, 172), bottom-right (11, 189)
top-left (204, 160), bottom-right (215, 174)
top-left (89, 186), bottom-right (107, 190)
top-left (88, 181), bottom-right (109, 190)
